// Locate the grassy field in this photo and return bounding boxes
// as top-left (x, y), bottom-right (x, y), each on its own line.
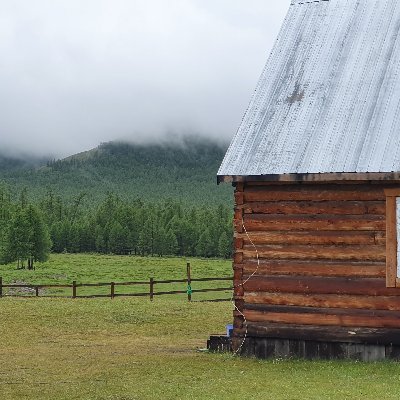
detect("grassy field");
top-left (0, 254), bottom-right (232, 299)
top-left (1, 254), bottom-right (400, 399)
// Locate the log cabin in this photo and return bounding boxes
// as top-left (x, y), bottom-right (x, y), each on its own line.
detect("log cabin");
top-left (217, 0), bottom-right (400, 360)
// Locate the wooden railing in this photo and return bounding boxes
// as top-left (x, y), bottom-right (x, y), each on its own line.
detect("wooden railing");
top-left (0, 275), bottom-right (233, 302)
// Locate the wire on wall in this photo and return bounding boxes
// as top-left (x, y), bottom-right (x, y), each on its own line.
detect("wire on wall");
top-left (231, 217), bottom-right (260, 355)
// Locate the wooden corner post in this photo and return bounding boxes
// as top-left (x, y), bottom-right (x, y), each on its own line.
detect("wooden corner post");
top-left (150, 278), bottom-right (154, 301)
top-left (384, 189), bottom-right (400, 288)
top-left (111, 282), bottom-right (115, 299)
top-left (187, 262), bottom-right (192, 302)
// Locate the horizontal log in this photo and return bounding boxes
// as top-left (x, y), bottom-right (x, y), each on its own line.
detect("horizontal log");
top-left (243, 186), bottom-right (386, 202)
top-left (191, 287), bottom-right (232, 294)
top-left (2, 284), bottom-right (72, 288)
top-left (242, 309), bottom-right (400, 329)
top-left (240, 260), bottom-right (385, 278)
top-left (242, 244), bottom-right (386, 261)
top-left (243, 179), bottom-right (399, 186)
top-left (237, 231), bottom-right (385, 246)
top-left (244, 292), bottom-right (400, 311)
top-left (154, 288), bottom-right (232, 296)
top-left (241, 214), bottom-right (386, 231)
top-left (79, 283), bottom-right (112, 287)
top-left (244, 303), bottom-right (400, 318)
top-left (242, 201), bottom-right (385, 216)
top-left (153, 277), bottom-right (232, 284)
top-left (105, 281), bottom-right (148, 286)
top-left (243, 275), bottom-right (400, 296)
top-left (153, 290), bottom-right (187, 295)
top-left (235, 322), bottom-right (400, 345)
top-left (190, 277), bottom-right (232, 283)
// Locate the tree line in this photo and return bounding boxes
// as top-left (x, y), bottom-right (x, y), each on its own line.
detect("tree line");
top-left (0, 186), bottom-right (233, 268)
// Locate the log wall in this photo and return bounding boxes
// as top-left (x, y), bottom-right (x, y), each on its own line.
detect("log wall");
top-left (232, 181), bottom-right (400, 352)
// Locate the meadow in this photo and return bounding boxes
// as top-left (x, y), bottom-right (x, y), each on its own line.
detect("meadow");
top-left (0, 254), bottom-right (232, 299)
top-left (1, 254), bottom-right (400, 399)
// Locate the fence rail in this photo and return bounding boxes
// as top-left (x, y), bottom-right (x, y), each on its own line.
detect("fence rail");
top-left (0, 263), bottom-right (233, 302)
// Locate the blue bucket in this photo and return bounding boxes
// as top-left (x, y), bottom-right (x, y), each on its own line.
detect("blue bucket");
top-left (226, 324), bottom-right (233, 337)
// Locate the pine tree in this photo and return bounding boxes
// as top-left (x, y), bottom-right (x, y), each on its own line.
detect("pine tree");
top-left (218, 231), bottom-right (231, 259)
top-left (109, 222), bottom-right (128, 255)
top-left (196, 229), bottom-right (213, 258)
top-left (166, 229), bottom-right (179, 256)
top-left (50, 221), bottom-right (64, 253)
top-left (3, 207), bottom-right (32, 268)
top-left (26, 205), bottom-right (52, 268)
top-left (0, 186), bottom-right (13, 264)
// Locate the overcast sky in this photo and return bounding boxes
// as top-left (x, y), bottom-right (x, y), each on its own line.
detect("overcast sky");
top-left (0, 0), bottom-right (288, 157)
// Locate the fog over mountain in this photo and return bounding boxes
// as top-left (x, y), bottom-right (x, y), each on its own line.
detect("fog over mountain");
top-left (0, 0), bottom-right (288, 157)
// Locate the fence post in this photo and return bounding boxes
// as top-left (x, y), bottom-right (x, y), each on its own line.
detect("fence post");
top-left (187, 262), bottom-right (192, 302)
top-left (111, 282), bottom-right (115, 299)
top-left (72, 281), bottom-right (77, 298)
top-left (35, 286), bottom-right (39, 297)
top-left (150, 277), bottom-right (154, 301)
top-left (0, 277), bottom-right (2, 297)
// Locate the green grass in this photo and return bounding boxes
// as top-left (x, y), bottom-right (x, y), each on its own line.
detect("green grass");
top-left (0, 297), bottom-right (400, 400)
top-left (1, 254), bottom-right (400, 399)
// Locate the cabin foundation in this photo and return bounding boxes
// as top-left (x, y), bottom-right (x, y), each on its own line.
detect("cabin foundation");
top-left (240, 337), bottom-right (400, 361)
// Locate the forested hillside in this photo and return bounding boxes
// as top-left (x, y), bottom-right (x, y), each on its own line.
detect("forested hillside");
top-left (0, 137), bottom-right (232, 205)
top-left (0, 137), bottom-right (234, 264)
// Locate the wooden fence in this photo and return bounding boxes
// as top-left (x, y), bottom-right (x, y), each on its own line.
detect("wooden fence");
top-left (0, 264), bottom-right (233, 302)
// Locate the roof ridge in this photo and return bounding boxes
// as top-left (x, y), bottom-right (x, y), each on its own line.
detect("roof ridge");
top-left (291, 0), bottom-right (330, 5)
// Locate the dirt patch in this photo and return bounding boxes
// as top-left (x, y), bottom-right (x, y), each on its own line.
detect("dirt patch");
top-left (5, 281), bottom-right (46, 297)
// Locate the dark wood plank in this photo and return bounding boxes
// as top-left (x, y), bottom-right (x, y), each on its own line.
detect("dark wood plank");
top-left (237, 231), bottom-right (385, 246)
top-left (244, 303), bottom-right (400, 318)
top-left (242, 244), bottom-right (385, 261)
top-left (386, 195), bottom-right (397, 288)
top-left (242, 309), bottom-right (400, 329)
top-left (244, 186), bottom-right (386, 202)
top-left (384, 188), bottom-right (400, 196)
top-left (236, 322), bottom-right (400, 345)
top-left (237, 174), bottom-right (400, 184)
top-left (244, 292), bottom-right (400, 311)
top-left (243, 275), bottom-right (400, 296)
top-left (241, 214), bottom-right (385, 232)
top-left (242, 201), bottom-right (385, 216)
top-left (241, 260), bottom-right (385, 278)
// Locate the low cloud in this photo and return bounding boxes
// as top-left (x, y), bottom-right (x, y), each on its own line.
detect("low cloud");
top-left (0, 0), bottom-right (288, 157)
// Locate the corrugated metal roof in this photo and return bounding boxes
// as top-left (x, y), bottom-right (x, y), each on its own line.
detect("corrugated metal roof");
top-left (218, 0), bottom-right (400, 178)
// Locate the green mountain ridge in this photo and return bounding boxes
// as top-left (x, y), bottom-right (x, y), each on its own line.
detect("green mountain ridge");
top-left (0, 137), bottom-right (232, 206)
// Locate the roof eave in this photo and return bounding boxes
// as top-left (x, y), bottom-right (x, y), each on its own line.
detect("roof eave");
top-left (217, 172), bottom-right (400, 185)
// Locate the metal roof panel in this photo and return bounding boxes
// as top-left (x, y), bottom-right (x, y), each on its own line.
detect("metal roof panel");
top-left (218, 0), bottom-right (400, 178)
